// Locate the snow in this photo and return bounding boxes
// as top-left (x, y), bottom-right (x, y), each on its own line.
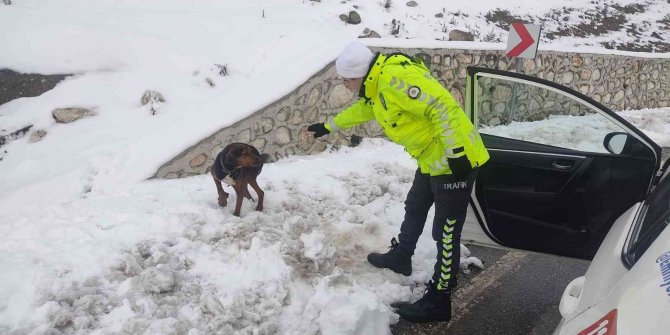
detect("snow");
top-left (481, 108), bottom-right (670, 152)
top-left (0, 140), bottom-right (447, 334)
top-left (0, 0), bottom-right (669, 334)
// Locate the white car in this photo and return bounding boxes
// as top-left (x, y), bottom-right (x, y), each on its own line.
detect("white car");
top-left (458, 67), bottom-right (670, 334)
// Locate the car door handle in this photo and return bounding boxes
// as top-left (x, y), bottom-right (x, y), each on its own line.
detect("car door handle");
top-left (552, 160), bottom-right (573, 170)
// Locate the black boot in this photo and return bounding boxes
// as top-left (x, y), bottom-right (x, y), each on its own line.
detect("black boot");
top-left (367, 237), bottom-right (412, 276)
top-left (396, 281), bottom-right (452, 323)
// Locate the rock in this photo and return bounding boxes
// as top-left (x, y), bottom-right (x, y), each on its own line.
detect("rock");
top-left (141, 90), bottom-right (165, 106)
top-left (214, 64), bottom-right (228, 76)
top-left (52, 108), bottom-right (96, 123)
top-left (0, 124), bottom-right (32, 148)
top-left (347, 11), bottom-right (361, 24)
top-left (290, 108), bottom-right (303, 125)
top-left (406, 1), bottom-right (418, 7)
top-left (592, 69), bottom-right (601, 81)
top-left (562, 71), bottom-right (574, 84)
top-left (297, 129), bottom-right (314, 151)
top-left (237, 129), bottom-right (251, 143)
top-left (276, 106), bottom-right (290, 122)
top-left (189, 153), bottom-right (207, 168)
top-left (523, 59), bottom-right (536, 72)
top-left (29, 129), bottom-right (47, 143)
top-left (164, 172), bottom-right (179, 179)
top-left (455, 53), bottom-right (472, 64)
top-left (350, 134), bottom-right (363, 147)
top-left (612, 90), bottom-right (625, 103)
top-left (327, 84), bottom-right (355, 108)
top-left (305, 107), bottom-right (318, 122)
top-left (359, 28), bottom-right (381, 38)
top-left (602, 93), bottom-right (612, 104)
top-left (580, 69), bottom-right (592, 80)
top-left (250, 138), bottom-right (266, 151)
top-left (449, 30), bottom-right (475, 41)
top-left (274, 126), bottom-right (292, 145)
top-left (306, 85), bottom-right (321, 107)
top-left (257, 117), bottom-right (274, 134)
top-left (651, 69), bottom-right (659, 79)
top-left (488, 116), bottom-right (501, 126)
top-left (571, 55), bottom-right (584, 67)
top-left (579, 84), bottom-right (590, 95)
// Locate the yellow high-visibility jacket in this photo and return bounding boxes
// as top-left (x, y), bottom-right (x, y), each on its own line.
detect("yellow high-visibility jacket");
top-left (325, 52), bottom-right (489, 176)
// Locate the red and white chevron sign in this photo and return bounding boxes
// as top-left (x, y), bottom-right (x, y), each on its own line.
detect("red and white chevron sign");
top-left (505, 23), bottom-right (542, 59)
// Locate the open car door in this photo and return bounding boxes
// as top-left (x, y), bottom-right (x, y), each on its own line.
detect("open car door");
top-left (464, 67), bottom-right (662, 259)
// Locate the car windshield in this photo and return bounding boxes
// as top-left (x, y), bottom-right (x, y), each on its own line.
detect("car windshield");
top-left (626, 175), bottom-right (670, 265)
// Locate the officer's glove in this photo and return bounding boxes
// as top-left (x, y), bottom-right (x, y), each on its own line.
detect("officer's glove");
top-left (448, 155), bottom-right (473, 180)
top-left (307, 123), bottom-right (330, 138)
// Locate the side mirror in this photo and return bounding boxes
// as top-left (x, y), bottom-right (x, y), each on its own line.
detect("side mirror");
top-left (603, 132), bottom-right (653, 158)
top-left (603, 132), bottom-right (628, 155)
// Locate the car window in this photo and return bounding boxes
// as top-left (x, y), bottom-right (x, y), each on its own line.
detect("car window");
top-left (625, 175), bottom-right (670, 266)
top-left (475, 75), bottom-right (630, 153)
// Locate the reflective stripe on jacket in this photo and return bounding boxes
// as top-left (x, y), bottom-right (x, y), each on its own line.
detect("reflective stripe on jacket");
top-left (325, 52), bottom-right (489, 176)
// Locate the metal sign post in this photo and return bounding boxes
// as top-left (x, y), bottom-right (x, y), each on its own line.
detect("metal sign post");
top-left (505, 23), bottom-right (542, 121)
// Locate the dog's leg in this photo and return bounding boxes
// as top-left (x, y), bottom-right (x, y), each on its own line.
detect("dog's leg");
top-left (232, 182), bottom-right (244, 216)
top-left (212, 172), bottom-right (229, 207)
top-left (249, 177), bottom-right (264, 212)
top-left (237, 169), bottom-right (254, 201)
top-left (243, 184), bottom-right (254, 201)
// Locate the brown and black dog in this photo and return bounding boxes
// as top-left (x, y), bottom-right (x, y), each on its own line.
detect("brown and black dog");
top-left (211, 143), bottom-right (269, 216)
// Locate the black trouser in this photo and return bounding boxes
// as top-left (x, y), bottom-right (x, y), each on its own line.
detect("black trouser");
top-left (397, 168), bottom-right (479, 291)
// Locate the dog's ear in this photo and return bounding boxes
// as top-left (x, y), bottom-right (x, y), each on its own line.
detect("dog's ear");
top-left (235, 148), bottom-right (257, 167)
top-left (260, 153), bottom-right (270, 163)
top-left (228, 147), bottom-right (244, 159)
top-left (241, 147), bottom-right (253, 156)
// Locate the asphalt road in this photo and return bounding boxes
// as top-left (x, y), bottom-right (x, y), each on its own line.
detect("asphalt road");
top-left (0, 69), bottom-right (68, 106)
top-left (392, 245), bottom-right (590, 335)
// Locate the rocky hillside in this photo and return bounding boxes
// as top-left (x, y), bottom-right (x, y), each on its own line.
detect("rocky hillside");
top-left (330, 0), bottom-right (670, 52)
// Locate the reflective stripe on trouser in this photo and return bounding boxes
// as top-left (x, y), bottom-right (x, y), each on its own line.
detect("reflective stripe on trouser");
top-left (396, 168), bottom-right (478, 289)
top-left (436, 218), bottom-right (457, 290)
top-left (431, 170), bottom-right (478, 290)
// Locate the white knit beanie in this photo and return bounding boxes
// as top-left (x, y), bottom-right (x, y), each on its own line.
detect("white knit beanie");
top-left (335, 41), bottom-right (374, 79)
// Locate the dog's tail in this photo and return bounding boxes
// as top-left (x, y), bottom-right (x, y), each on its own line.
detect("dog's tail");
top-left (260, 153), bottom-right (271, 163)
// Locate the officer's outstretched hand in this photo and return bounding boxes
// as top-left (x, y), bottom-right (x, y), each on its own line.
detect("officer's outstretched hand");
top-left (307, 123), bottom-right (330, 138)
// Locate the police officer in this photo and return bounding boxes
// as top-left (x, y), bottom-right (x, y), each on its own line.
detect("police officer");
top-left (307, 41), bottom-right (489, 323)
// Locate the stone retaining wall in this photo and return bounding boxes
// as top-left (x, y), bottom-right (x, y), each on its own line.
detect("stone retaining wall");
top-left (155, 48), bottom-right (670, 179)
